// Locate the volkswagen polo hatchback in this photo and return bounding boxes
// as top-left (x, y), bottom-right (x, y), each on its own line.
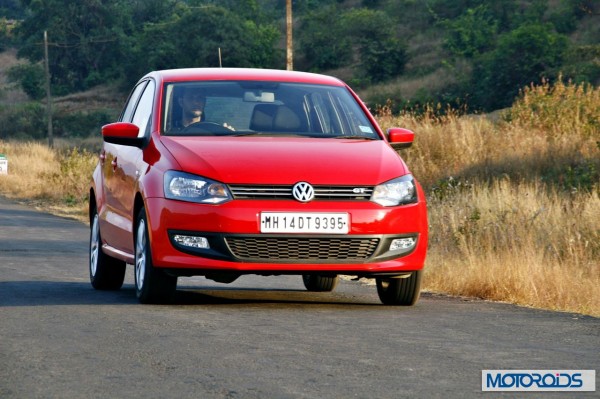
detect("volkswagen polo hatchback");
top-left (89, 68), bottom-right (428, 305)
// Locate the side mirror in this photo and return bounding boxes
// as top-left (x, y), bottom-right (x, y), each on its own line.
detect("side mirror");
top-left (387, 128), bottom-right (414, 150)
top-left (102, 122), bottom-right (146, 148)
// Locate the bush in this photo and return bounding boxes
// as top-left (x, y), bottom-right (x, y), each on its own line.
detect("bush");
top-left (53, 110), bottom-right (113, 138)
top-left (0, 102), bottom-right (113, 140)
top-left (40, 147), bottom-right (96, 204)
top-left (506, 77), bottom-right (600, 138)
top-left (560, 162), bottom-right (599, 193)
top-left (505, 78), bottom-right (600, 193)
top-left (470, 23), bottom-right (568, 110)
top-left (561, 45), bottom-right (600, 85)
top-left (6, 63), bottom-right (45, 100)
top-left (0, 19), bottom-right (11, 51)
top-left (0, 102), bottom-right (46, 139)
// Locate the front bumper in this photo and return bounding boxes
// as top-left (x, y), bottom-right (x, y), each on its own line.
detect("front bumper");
top-left (168, 231), bottom-right (420, 263)
top-left (144, 197), bottom-right (428, 275)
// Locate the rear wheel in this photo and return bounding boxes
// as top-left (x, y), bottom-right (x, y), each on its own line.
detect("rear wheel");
top-left (302, 274), bottom-right (339, 292)
top-left (376, 271), bottom-right (422, 306)
top-left (89, 210), bottom-right (126, 290)
top-left (134, 208), bottom-right (177, 304)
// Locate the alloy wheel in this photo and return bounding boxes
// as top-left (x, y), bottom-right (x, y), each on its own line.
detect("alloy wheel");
top-left (90, 214), bottom-right (100, 277)
top-left (135, 219), bottom-right (147, 291)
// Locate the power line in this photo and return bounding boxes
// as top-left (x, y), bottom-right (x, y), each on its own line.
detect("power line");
top-left (31, 37), bottom-right (120, 48)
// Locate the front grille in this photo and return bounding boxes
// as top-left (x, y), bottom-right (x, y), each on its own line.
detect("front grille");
top-left (229, 185), bottom-right (291, 199)
top-left (229, 185), bottom-right (373, 200)
top-left (225, 236), bottom-right (380, 261)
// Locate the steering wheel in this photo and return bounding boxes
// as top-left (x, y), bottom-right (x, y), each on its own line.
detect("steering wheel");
top-left (182, 122), bottom-right (232, 134)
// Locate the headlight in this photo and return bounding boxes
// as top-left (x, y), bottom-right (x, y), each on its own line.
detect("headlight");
top-left (371, 175), bottom-right (417, 206)
top-left (164, 171), bottom-right (232, 204)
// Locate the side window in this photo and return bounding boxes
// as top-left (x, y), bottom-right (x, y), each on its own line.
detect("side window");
top-left (131, 80), bottom-right (156, 137)
top-left (121, 81), bottom-right (148, 122)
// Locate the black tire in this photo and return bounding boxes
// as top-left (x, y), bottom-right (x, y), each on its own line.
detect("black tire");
top-left (302, 274), bottom-right (339, 292)
top-left (376, 271), bottom-right (422, 306)
top-left (89, 210), bottom-right (126, 290)
top-left (134, 208), bottom-right (177, 304)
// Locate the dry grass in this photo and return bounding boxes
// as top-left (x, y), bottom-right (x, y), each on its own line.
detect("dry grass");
top-left (426, 181), bottom-right (599, 316)
top-left (359, 65), bottom-right (461, 104)
top-left (0, 79), bottom-right (598, 316)
top-left (377, 79), bottom-right (600, 316)
top-left (53, 84), bottom-right (126, 114)
top-left (0, 140), bottom-right (95, 221)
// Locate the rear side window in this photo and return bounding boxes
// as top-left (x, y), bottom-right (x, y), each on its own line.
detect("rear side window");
top-left (131, 80), bottom-right (156, 137)
top-left (121, 81), bottom-right (148, 123)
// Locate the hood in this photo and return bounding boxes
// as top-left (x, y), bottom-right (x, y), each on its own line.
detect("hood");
top-left (160, 136), bottom-right (408, 185)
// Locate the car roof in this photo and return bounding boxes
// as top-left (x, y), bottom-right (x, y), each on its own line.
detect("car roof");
top-left (144, 68), bottom-right (347, 87)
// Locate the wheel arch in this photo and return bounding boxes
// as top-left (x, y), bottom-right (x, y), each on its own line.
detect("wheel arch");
top-left (133, 193), bottom-right (146, 227)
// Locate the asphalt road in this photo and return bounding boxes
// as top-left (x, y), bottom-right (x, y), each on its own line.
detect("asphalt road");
top-left (0, 196), bottom-right (598, 398)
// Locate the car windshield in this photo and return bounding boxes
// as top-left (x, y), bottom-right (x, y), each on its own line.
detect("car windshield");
top-left (162, 81), bottom-right (379, 139)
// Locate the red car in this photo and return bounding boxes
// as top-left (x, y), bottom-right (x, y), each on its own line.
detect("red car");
top-left (89, 68), bottom-right (428, 305)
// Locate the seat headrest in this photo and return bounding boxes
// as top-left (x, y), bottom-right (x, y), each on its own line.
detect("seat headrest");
top-left (250, 104), bottom-right (278, 131)
top-left (273, 106), bottom-right (301, 131)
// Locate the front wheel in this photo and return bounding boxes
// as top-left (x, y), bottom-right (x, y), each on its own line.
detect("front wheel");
top-left (376, 271), bottom-right (422, 306)
top-left (302, 274), bottom-right (339, 292)
top-left (134, 208), bottom-right (177, 304)
top-left (89, 210), bottom-right (126, 290)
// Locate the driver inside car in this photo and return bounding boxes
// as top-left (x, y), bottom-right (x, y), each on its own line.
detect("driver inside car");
top-left (176, 87), bottom-right (234, 131)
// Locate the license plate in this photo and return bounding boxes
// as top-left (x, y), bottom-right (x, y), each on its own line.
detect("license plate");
top-left (260, 212), bottom-right (349, 234)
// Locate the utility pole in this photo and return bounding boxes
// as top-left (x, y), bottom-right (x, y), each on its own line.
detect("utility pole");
top-left (43, 30), bottom-right (53, 148)
top-left (286, 0), bottom-right (293, 70)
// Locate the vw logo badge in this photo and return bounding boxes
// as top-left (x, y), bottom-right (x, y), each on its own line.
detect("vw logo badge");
top-left (292, 182), bottom-right (315, 202)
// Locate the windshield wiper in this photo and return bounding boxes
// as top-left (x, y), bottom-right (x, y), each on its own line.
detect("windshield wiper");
top-left (332, 135), bottom-right (378, 140)
top-left (232, 132), bottom-right (268, 136)
top-left (233, 132), bottom-right (306, 137)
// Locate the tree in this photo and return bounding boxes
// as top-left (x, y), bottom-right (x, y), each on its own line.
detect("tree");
top-left (0, 0), bottom-right (24, 19)
top-left (129, 0), bottom-right (179, 25)
top-left (471, 23), bottom-right (568, 110)
top-left (297, 6), bottom-right (352, 71)
top-left (442, 5), bottom-right (498, 58)
top-left (15, 0), bottom-right (133, 93)
top-left (123, 5), bottom-right (280, 85)
top-left (6, 63), bottom-right (45, 99)
top-left (298, 6), bottom-right (407, 82)
top-left (193, 0), bottom-right (263, 21)
top-left (342, 8), bottom-right (407, 83)
top-left (0, 18), bottom-right (13, 52)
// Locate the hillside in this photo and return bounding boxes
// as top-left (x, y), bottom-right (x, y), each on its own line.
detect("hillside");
top-left (0, 0), bottom-right (598, 135)
top-left (294, 0), bottom-right (599, 111)
top-left (0, 50), bottom-right (125, 143)
top-left (0, 48), bottom-right (27, 105)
